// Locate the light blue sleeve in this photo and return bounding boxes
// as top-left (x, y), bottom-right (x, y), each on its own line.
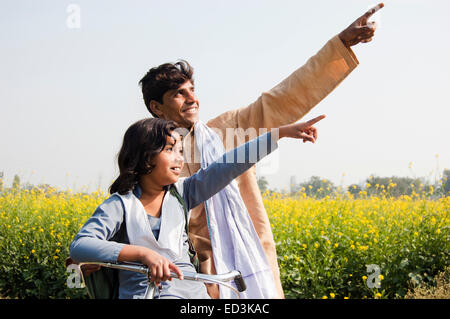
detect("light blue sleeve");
top-left (69, 195), bottom-right (127, 263)
top-left (182, 131), bottom-right (278, 210)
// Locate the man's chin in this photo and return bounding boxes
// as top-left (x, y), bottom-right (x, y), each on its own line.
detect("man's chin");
top-left (180, 115), bottom-right (199, 129)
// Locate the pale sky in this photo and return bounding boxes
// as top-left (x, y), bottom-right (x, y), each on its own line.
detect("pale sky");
top-left (1, 0), bottom-right (449, 192)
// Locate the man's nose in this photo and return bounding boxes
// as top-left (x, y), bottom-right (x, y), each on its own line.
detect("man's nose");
top-left (185, 91), bottom-right (197, 104)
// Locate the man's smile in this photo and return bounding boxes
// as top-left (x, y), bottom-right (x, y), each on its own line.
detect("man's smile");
top-left (181, 105), bottom-right (198, 114)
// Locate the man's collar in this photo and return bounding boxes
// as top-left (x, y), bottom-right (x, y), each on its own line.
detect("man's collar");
top-left (183, 123), bottom-right (196, 139)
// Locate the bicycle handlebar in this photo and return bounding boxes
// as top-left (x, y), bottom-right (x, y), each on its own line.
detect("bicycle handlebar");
top-left (78, 261), bottom-right (246, 299)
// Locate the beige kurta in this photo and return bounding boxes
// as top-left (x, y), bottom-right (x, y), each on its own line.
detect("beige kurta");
top-left (181, 35), bottom-right (359, 299)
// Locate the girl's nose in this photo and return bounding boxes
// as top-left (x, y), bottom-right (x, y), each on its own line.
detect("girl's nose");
top-left (175, 152), bottom-right (184, 165)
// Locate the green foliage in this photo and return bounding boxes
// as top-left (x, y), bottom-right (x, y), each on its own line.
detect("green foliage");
top-left (293, 176), bottom-right (336, 198)
top-left (0, 184), bottom-right (448, 299)
top-left (266, 193), bottom-right (450, 299)
top-left (405, 266), bottom-right (450, 299)
top-left (442, 169), bottom-right (450, 196)
top-left (257, 176), bottom-right (269, 193)
top-left (0, 172), bottom-right (3, 193)
top-left (365, 176), bottom-right (424, 197)
top-left (289, 174), bottom-right (449, 199)
top-left (347, 184), bottom-right (362, 197)
top-left (12, 175), bottom-right (20, 190)
top-left (0, 187), bottom-right (103, 298)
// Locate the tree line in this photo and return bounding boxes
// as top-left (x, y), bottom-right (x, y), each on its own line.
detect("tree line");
top-left (257, 169), bottom-right (450, 198)
top-left (2, 170), bottom-right (449, 198)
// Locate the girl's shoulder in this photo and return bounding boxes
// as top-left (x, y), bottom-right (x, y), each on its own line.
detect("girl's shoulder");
top-left (96, 193), bottom-right (126, 214)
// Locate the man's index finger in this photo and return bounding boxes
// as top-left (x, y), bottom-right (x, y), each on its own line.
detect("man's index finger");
top-left (364, 3), bottom-right (384, 18)
top-left (306, 114), bottom-right (326, 125)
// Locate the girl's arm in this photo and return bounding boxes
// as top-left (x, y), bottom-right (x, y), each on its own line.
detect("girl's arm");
top-left (69, 196), bottom-right (126, 263)
top-left (70, 195), bottom-right (184, 284)
top-left (183, 115), bottom-right (326, 209)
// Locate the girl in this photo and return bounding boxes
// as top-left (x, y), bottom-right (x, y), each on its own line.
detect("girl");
top-left (69, 115), bottom-right (325, 299)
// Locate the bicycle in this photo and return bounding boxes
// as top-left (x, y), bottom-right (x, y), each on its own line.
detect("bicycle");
top-left (78, 261), bottom-right (247, 299)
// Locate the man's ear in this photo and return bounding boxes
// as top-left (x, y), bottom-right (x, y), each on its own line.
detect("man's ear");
top-left (149, 100), bottom-right (165, 118)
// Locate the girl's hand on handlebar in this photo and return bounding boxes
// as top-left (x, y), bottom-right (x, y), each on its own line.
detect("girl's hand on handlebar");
top-left (140, 249), bottom-right (184, 285)
top-left (278, 114), bottom-right (326, 143)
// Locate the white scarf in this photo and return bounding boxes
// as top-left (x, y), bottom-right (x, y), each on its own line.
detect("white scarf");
top-left (115, 182), bottom-right (186, 261)
top-left (194, 121), bottom-right (276, 299)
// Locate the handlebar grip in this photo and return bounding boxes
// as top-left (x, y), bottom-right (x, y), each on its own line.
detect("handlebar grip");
top-left (234, 273), bottom-right (246, 292)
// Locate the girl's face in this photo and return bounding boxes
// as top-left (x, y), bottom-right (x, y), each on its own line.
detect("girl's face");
top-left (147, 131), bottom-right (184, 187)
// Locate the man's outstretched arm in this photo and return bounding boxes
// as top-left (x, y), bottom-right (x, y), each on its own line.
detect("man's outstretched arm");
top-left (208, 3), bottom-right (384, 136)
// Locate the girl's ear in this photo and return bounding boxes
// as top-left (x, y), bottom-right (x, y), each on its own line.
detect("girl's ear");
top-left (149, 100), bottom-right (165, 118)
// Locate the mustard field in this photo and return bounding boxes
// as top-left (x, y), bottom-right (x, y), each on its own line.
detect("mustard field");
top-left (0, 187), bottom-right (448, 298)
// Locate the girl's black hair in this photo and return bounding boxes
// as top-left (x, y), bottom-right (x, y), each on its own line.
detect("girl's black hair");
top-left (109, 118), bottom-right (179, 195)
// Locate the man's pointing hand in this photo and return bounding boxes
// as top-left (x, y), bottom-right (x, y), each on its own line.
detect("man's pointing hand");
top-left (339, 3), bottom-right (384, 47)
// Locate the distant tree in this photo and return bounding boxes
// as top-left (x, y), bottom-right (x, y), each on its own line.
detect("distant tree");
top-left (365, 175), bottom-right (426, 197)
top-left (442, 169), bottom-right (450, 196)
top-left (297, 176), bottom-right (336, 198)
top-left (347, 183), bottom-right (362, 197)
top-left (12, 174), bottom-right (20, 189)
top-left (24, 183), bottom-right (52, 192)
top-left (257, 176), bottom-right (269, 193)
top-left (0, 172), bottom-right (3, 192)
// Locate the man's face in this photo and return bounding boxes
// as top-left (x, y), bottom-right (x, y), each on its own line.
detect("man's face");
top-left (152, 80), bottom-right (199, 129)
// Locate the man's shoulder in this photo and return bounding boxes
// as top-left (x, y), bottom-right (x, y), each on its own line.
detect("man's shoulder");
top-left (206, 107), bottom-right (240, 131)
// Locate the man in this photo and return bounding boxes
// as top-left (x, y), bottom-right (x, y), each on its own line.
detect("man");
top-left (139, 4), bottom-right (384, 298)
